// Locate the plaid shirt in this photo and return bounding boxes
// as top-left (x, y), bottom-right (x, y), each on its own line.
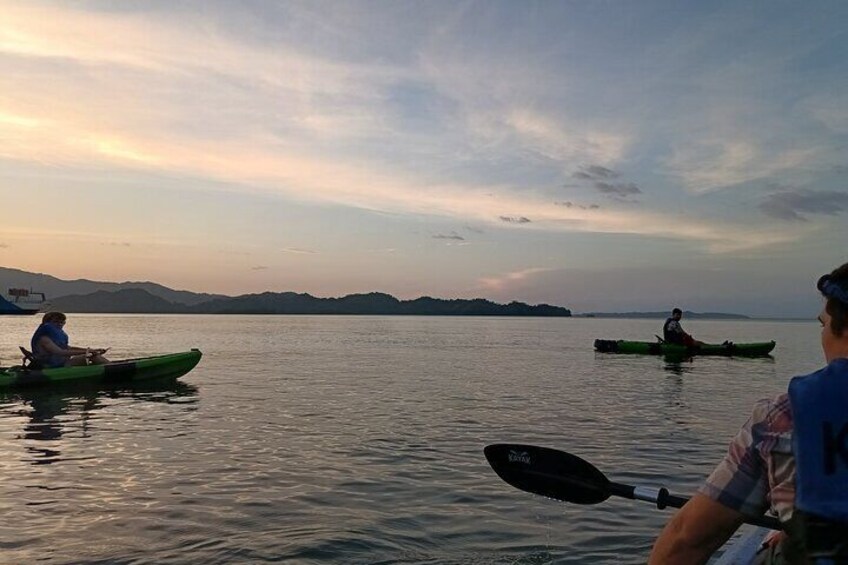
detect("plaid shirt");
top-left (698, 392), bottom-right (796, 522)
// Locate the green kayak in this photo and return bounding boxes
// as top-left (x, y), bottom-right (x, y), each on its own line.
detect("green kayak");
top-left (594, 339), bottom-right (775, 357)
top-left (0, 349), bottom-right (202, 388)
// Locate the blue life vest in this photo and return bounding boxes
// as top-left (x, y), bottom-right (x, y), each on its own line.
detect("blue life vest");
top-left (789, 358), bottom-right (848, 522)
top-left (30, 323), bottom-right (69, 368)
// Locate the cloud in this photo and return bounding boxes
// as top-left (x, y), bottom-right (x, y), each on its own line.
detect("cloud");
top-left (0, 243), bottom-right (9, 248)
top-left (555, 201), bottom-right (600, 210)
top-left (593, 181), bottom-right (641, 198)
top-left (282, 247), bottom-right (317, 254)
top-left (251, 265), bottom-right (268, 271)
top-left (432, 232), bottom-right (465, 241)
top-left (99, 241), bottom-right (132, 247)
top-left (464, 225), bottom-right (484, 234)
top-left (497, 109), bottom-right (630, 164)
top-left (759, 189), bottom-right (848, 221)
top-left (571, 165), bottom-right (641, 198)
top-left (665, 139), bottom-right (823, 193)
top-left (478, 267), bottom-right (555, 293)
top-left (800, 93), bottom-right (848, 135)
top-left (499, 216), bottom-right (531, 224)
top-left (573, 165), bottom-right (619, 180)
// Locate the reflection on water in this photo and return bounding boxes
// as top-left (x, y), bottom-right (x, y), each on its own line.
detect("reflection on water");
top-left (1, 380), bottom-right (199, 466)
top-left (663, 356), bottom-right (693, 377)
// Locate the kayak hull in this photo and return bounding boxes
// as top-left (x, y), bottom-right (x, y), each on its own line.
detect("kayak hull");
top-left (0, 349), bottom-right (202, 388)
top-left (594, 339), bottom-right (775, 357)
top-left (710, 526), bottom-right (770, 564)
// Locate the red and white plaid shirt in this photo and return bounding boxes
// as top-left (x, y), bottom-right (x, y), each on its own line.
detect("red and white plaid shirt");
top-left (698, 392), bottom-right (795, 522)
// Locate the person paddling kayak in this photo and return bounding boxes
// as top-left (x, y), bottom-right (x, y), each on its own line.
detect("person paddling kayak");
top-left (662, 308), bottom-right (701, 346)
top-left (649, 262), bottom-right (848, 564)
top-left (30, 311), bottom-right (110, 368)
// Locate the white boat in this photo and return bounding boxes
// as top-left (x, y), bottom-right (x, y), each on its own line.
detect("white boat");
top-left (0, 288), bottom-right (48, 315)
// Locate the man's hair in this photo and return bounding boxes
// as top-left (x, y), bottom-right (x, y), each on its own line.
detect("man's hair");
top-left (672, 308), bottom-right (682, 315)
top-left (41, 311), bottom-right (67, 324)
top-left (819, 262), bottom-right (848, 337)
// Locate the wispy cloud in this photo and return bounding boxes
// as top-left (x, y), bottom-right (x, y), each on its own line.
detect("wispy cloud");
top-left (432, 232), bottom-right (465, 241)
top-left (499, 216), bottom-right (531, 224)
top-left (555, 201), bottom-right (600, 210)
top-left (498, 109), bottom-right (630, 164)
top-left (759, 188), bottom-right (848, 221)
top-left (801, 93), bottom-right (848, 135)
top-left (281, 247), bottom-right (317, 255)
top-left (573, 165), bottom-right (619, 180)
top-left (571, 165), bottom-right (642, 199)
top-left (251, 265), bottom-right (269, 271)
top-left (478, 267), bottom-right (554, 293)
top-left (593, 181), bottom-right (641, 198)
top-left (665, 139), bottom-right (821, 193)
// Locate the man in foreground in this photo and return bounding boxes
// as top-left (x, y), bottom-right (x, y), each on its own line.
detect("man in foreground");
top-left (649, 263), bottom-right (848, 564)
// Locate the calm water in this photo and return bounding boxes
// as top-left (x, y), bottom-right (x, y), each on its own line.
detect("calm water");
top-left (0, 315), bottom-right (821, 563)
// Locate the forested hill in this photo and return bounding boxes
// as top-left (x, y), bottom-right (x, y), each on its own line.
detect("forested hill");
top-left (50, 289), bottom-right (572, 316)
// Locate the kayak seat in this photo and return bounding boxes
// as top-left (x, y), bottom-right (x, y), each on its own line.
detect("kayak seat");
top-left (19, 346), bottom-right (43, 370)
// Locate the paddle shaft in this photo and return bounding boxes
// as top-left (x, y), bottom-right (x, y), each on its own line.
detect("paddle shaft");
top-left (609, 482), bottom-right (687, 509)
top-left (610, 481), bottom-right (782, 530)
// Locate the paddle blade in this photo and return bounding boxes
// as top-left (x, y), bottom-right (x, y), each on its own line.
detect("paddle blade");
top-left (484, 444), bottom-right (611, 505)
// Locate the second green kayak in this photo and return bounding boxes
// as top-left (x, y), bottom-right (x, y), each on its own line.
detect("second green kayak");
top-left (0, 349), bottom-right (202, 388)
top-left (594, 339), bottom-right (775, 357)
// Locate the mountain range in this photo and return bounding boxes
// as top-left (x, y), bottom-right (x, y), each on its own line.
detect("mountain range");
top-left (1, 267), bottom-right (571, 316)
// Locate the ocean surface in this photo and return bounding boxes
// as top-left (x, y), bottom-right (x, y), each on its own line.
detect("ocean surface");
top-left (0, 314), bottom-right (822, 564)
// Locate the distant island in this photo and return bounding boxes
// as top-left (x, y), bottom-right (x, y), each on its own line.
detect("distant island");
top-left (0, 267), bottom-right (571, 317)
top-left (49, 289), bottom-right (572, 316)
top-left (577, 311), bottom-right (749, 320)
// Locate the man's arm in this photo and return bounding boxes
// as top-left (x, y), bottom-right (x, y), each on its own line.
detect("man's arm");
top-left (648, 493), bottom-right (745, 565)
top-left (36, 336), bottom-right (87, 356)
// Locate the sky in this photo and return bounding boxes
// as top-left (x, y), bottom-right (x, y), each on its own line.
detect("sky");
top-left (1, 0), bottom-right (847, 317)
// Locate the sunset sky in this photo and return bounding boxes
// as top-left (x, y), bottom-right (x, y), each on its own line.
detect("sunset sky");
top-left (2, 1), bottom-right (847, 316)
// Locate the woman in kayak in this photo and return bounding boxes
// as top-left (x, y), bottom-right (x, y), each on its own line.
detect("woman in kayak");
top-left (30, 311), bottom-right (110, 368)
top-left (649, 262), bottom-right (848, 564)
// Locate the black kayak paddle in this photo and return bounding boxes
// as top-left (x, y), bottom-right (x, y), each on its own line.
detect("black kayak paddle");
top-left (484, 443), bottom-right (782, 531)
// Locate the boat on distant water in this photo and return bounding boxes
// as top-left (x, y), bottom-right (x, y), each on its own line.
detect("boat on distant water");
top-left (0, 288), bottom-right (48, 315)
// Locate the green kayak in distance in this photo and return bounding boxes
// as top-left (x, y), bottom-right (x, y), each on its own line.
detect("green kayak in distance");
top-left (0, 349), bottom-right (202, 388)
top-left (594, 339), bottom-right (775, 357)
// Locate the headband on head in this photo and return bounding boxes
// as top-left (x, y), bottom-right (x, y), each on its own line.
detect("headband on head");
top-left (817, 274), bottom-right (848, 305)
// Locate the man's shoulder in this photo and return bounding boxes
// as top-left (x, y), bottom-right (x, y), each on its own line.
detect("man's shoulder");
top-left (751, 392), bottom-right (792, 431)
top-left (33, 323), bottom-right (63, 340)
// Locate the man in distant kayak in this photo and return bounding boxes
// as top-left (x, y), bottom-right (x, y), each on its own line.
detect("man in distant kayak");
top-left (30, 311), bottom-right (110, 368)
top-left (649, 263), bottom-right (848, 564)
top-left (662, 308), bottom-right (699, 346)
